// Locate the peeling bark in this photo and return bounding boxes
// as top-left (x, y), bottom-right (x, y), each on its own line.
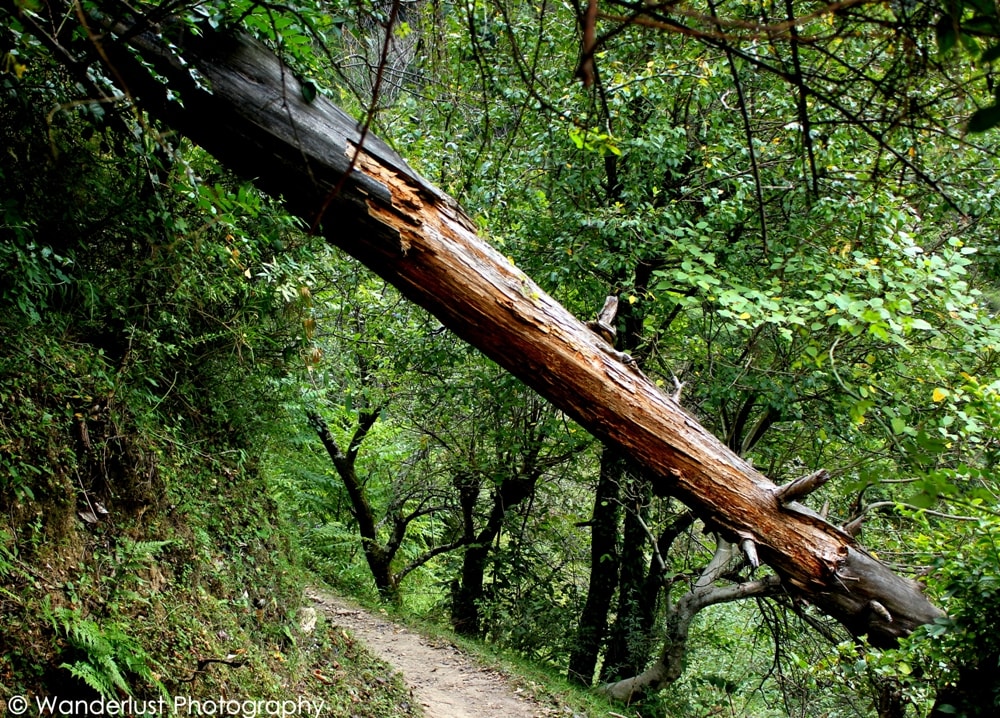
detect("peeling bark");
top-left (23, 8), bottom-right (945, 646)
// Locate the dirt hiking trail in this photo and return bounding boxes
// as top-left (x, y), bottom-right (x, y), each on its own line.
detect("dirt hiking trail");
top-left (308, 589), bottom-right (562, 718)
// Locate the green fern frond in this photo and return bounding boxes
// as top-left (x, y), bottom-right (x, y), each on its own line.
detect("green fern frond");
top-left (63, 661), bottom-right (119, 698)
top-left (65, 616), bottom-right (107, 653)
top-left (52, 608), bottom-right (165, 698)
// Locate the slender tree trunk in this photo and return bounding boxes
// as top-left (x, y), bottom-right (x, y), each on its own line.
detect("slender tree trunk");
top-left (308, 410), bottom-right (400, 603)
top-left (453, 543), bottom-right (490, 635)
top-left (599, 291), bottom-right (661, 682)
top-left (568, 448), bottom-right (623, 685)
top-left (602, 470), bottom-right (655, 682)
top-left (602, 494), bottom-right (696, 684)
top-left (39, 13), bottom-right (943, 645)
top-left (452, 475), bottom-right (538, 636)
top-left (875, 677), bottom-right (905, 718)
top-left (451, 471), bottom-right (482, 634)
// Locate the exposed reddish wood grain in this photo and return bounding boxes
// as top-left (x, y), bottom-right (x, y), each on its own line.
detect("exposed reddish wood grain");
top-left (97, 23), bottom-right (941, 645)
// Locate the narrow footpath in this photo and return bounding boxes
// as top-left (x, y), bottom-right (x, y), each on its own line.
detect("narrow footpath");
top-left (307, 589), bottom-right (557, 718)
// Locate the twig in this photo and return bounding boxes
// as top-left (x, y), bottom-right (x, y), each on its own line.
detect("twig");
top-left (310, 0), bottom-right (402, 231)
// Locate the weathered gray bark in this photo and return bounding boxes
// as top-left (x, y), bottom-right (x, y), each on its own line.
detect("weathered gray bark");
top-left (602, 537), bottom-right (782, 703)
top-left (21, 6), bottom-right (944, 646)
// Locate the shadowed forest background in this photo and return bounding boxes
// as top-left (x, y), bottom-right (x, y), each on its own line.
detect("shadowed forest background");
top-left (3, 0), bottom-right (1000, 715)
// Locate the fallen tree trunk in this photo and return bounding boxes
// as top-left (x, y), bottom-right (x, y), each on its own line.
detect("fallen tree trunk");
top-left (20, 6), bottom-right (941, 645)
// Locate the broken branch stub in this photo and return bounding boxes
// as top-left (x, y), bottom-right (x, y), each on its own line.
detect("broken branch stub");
top-left (78, 18), bottom-right (942, 645)
top-left (775, 469), bottom-right (832, 504)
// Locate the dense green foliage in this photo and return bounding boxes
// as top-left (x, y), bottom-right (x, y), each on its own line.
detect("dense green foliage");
top-left (0, 43), bottom-right (417, 715)
top-left (4, 0), bottom-right (1000, 715)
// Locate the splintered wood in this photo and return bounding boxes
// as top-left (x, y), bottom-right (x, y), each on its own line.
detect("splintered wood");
top-left (97, 22), bottom-right (943, 647)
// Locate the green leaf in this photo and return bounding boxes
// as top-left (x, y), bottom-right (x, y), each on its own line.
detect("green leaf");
top-left (981, 44), bottom-right (1000, 63)
top-left (967, 104), bottom-right (1000, 132)
top-left (936, 15), bottom-right (958, 54)
top-left (960, 32), bottom-right (981, 56)
top-left (967, 0), bottom-right (998, 20)
top-left (908, 491), bottom-right (936, 509)
top-left (301, 80), bottom-right (317, 104)
top-left (964, 16), bottom-right (997, 34)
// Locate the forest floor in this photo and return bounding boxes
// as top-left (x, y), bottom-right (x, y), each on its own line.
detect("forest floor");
top-left (307, 589), bottom-right (566, 718)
